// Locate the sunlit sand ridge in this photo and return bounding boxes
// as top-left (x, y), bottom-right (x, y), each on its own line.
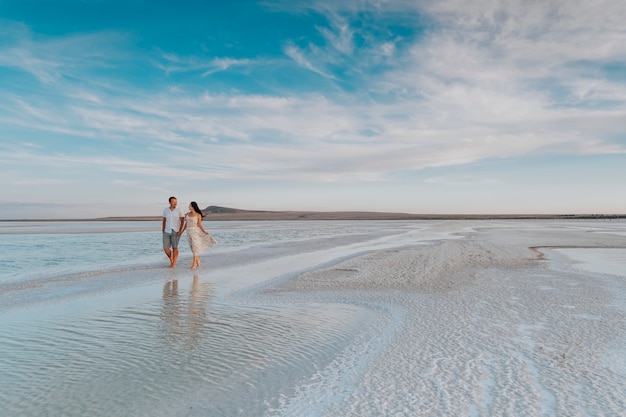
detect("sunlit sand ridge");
top-left (264, 221), bottom-right (626, 416)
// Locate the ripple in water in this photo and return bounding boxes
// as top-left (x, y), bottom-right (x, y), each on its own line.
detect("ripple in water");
top-left (0, 276), bottom-right (378, 417)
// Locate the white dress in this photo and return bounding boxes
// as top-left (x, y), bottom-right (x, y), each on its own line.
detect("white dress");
top-left (185, 214), bottom-right (217, 256)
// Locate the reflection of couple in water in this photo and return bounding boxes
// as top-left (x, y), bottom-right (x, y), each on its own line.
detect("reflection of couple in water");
top-left (161, 275), bottom-right (212, 350)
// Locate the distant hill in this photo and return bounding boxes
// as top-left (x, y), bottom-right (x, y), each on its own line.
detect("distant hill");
top-left (189, 206), bottom-right (626, 221)
top-left (6, 206), bottom-right (624, 222)
top-left (199, 206), bottom-right (422, 221)
top-left (202, 205), bottom-right (270, 215)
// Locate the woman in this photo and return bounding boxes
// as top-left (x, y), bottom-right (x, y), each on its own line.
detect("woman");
top-left (182, 201), bottom-right (217, 269)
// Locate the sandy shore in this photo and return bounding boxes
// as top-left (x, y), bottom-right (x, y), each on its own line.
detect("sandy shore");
top-left (261, 221), bottom-right (626, 416)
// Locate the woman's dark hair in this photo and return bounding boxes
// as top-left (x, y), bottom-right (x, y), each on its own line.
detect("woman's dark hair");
top-left (190, 201), bottom-right (205, 217)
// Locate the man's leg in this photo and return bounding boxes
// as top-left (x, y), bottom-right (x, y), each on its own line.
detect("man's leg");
top-left (170, 233), bottom-right (180, 268)
top-left (163, 232), bottom-right (174, 266)
top-left (171, 248), bottom-right (179, 268)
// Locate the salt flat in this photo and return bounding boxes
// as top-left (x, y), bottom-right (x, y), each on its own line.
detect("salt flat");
top-left (262, 221), bottom-right (626, 416)
top-left (1, 220), bottom-right (625, 417)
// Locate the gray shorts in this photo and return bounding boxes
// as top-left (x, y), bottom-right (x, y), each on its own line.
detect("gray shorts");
top-left (163, 231), bottom-right (181, 249)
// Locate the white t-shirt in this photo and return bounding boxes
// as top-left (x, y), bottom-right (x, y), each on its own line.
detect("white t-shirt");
top-left (162, 206), bottom-right (185, 233)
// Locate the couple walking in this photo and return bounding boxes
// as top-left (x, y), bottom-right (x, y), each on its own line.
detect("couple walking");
top-left (162, 196), bottom-right (217, 269)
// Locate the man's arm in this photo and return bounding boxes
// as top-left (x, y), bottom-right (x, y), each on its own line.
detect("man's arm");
top-left (178, 216), bottom-right (185, 234)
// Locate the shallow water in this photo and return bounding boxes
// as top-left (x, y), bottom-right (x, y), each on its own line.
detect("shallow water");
top-left (1, 219), bottom-right (625, 417)
top-left (0, 220), bottom-right (405, 287)
top-left (2, 278), bottom-right (384, 416)
top-left (0, 220), bottom-right (420, 417)
top-left (555, 247), bottom-right (626, 277)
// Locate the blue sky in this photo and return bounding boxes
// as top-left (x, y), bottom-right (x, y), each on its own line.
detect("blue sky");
top-left (1, 0), bottom-right (625, 219)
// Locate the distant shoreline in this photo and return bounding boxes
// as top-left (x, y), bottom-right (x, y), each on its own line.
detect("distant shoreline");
top-left (2, 211), bottom-right (625, 222)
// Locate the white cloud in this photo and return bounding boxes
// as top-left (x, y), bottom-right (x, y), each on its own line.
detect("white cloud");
top-left (0, 23), bottom-right (129, 85)
top-left (153, 52), bottom-right (252, 76)
top-left (317, 12), bottom-right (354, 55)
top-left (283, 41), bottom-right (336, 79)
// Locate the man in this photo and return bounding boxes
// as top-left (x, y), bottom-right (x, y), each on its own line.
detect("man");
top-left (162, 196), bottom-right (185, 268)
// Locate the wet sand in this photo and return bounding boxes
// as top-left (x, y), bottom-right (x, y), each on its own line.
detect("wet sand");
top-left (261, 221), bottom-right (626, 416)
